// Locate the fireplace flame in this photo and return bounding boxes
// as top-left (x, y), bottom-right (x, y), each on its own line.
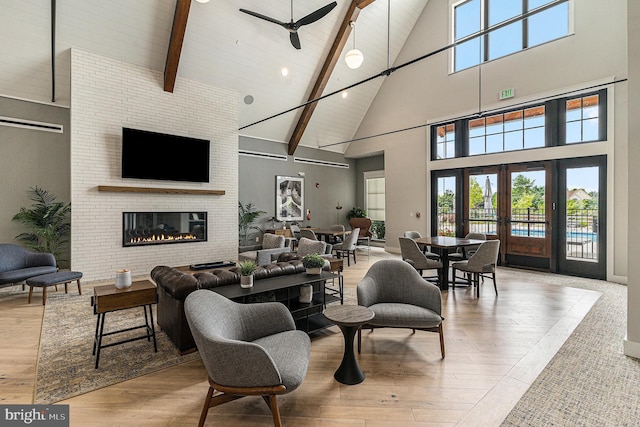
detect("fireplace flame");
top-left (129, 233), bottom-right (199, 244)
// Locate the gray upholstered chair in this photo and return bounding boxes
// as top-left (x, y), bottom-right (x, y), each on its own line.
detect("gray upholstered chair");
top-left (333, 228), bottom-right (359, 266)
top-left (289, 224), bottom-right (301, 248)
top-left (329, 224), bottom-right (345, 243)
top-left (398, 237), bottom-right (442, 283)
top-left (0, 243), bottom-right (57, 289)
top-left (403, 231), bottom-right (440, 260)
top-left (451, 240), bottom-right (500, 297)
top-left (356, 259), bottom-right (445, 358)
top-left (448, 232), bottom-right (487, 262)
top-left (296, 237), bottom-right (333, 259)
top-left (185, 290), bottom-right (311, 427)
top-left (238, 233), bottom-right (291, 265)
top-left (299, 229), bottom-right (317, 240)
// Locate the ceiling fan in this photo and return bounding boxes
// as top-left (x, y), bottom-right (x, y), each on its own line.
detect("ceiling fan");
top-left (240, 1), bottom-right (338, 50)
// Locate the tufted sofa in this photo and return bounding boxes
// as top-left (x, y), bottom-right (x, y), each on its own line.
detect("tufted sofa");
top-left (151, 259), bottom-right (309, 354)
top-left (0, 244), bottom-right (57, 289)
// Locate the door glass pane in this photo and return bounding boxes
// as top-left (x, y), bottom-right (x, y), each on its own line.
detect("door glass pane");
top-left (566, 167), bottom-right (599, 261)
top-left (437, 176), bottom-right (457, 236)
top-left (469, 174), bottom-right (498, 235)
top-left (510, 170), bottom-right (546, 237)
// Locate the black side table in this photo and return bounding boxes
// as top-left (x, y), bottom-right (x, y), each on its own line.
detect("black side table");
top-left (324, 305), bottom-right (374, 385)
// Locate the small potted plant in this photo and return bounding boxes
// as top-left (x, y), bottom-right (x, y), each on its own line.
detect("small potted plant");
top-left (239, 260), bottom-right (257, 288)
top-left (302, 254), bottom-right (325, 275)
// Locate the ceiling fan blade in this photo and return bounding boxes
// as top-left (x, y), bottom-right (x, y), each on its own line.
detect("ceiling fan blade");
top-left (295, 1), bottom-right (337, 28)
top-left (239, 9), bottom-right (288, 28)
top-left (290, 32), bottom-right (302, 50)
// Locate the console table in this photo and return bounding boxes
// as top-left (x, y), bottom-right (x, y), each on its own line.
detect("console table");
top-left (212, 271), bottom-right (338, 334)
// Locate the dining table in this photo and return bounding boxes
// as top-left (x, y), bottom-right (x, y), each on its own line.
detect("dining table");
top-left (313, 229), bottom-right (351, 243)
top-left (415, 236), bottom-right (486, 290)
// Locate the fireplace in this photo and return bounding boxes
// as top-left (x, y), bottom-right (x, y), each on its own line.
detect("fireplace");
top-left (123, 212), bottom-right (207, 247)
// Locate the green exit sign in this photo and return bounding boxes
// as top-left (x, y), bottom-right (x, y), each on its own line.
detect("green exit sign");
top-left (499, 88), bottom-right (514, 100)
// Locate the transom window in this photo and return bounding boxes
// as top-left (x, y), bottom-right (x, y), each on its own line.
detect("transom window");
top-left (452, 0), bottom-right (570, 72)
top-left (468, 106), bottom-right (545, 155)
top-left (430, 89), bottom-right (607, 160)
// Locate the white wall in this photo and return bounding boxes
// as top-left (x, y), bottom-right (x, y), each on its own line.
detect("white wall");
top-left (345, 0), bottom-right (628, 281)
top-left (624, 0), bottom-right (640, 358)
top-left (70, 50), bottom-right (238, 281)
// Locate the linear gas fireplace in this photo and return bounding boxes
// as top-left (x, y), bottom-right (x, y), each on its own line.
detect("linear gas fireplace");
top-left (123, 212), bottom-right (207, 247)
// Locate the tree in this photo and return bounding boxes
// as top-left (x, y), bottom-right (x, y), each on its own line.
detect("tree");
top-left (438, 189), bottom-right (455, 211)
top-left (469, 177), bottom-right (483, 209)
top-left (12, 186), bottom-right (71, 266)
top-left (512, 174), bottom-right (545, 210)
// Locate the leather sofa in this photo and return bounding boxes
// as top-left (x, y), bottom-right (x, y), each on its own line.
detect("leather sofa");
top-left (0, 244), bottom-right (57, 289)
top-left (151, 259), bottom-right (308, 354)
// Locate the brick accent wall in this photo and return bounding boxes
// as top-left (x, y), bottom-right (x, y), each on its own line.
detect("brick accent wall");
top-left (70, 49), bottom-right (238, 281)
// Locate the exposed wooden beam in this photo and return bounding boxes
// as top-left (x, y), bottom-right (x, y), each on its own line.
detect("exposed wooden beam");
top-left (164, 0), bottom-right (191, 93)
top-left (287, 0), bottom-right (375, 155)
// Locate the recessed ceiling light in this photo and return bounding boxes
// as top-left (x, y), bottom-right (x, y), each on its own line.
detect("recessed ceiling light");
top-left (341, 91), bottom-right (348, 99)
top-left (195, 0), bottom-right (210, 3)
top-left (281, 68), bottom-right (289, 77)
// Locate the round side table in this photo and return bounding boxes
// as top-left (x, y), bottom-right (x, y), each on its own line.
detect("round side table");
top-left (324, 305), bottom-right (374, 385)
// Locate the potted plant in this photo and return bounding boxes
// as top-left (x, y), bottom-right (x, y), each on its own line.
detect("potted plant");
top-left (12, 186), bottom-right (71, 268)
top-left (238, 202), bottom-right (266, 246)
top-left (239, 260), bottom-right (257, 288)
top-left (346, 206), bottom-right (366, 220)
top-left (302, 254), bottom-right (325, 275)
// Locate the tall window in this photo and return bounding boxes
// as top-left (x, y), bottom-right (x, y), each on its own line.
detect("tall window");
top-left (453, 0), bottom-right (570, 72)
top-left (436, 176), bottom-right (457, 236)
top-left (365, 171), bottom-right (385, 240)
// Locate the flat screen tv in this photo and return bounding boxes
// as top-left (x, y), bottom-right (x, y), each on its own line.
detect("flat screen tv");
top-left (122, 127), bottom-right (210, 183)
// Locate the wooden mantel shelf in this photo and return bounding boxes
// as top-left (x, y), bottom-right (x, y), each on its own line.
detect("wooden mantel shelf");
top-left (97, 185), bottom-right (225, 195)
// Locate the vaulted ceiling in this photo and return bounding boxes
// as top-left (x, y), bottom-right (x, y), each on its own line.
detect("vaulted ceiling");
top-left (0, 0), bottom-right (430, 153)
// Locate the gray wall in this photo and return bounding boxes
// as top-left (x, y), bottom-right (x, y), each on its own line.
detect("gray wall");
top-left (239, 137), bottom-right (357, 242)
top-left (0, 96), bottom-right (70, 261)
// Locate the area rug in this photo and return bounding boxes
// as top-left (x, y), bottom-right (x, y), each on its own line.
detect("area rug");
top-left (34, 283), bottom-right (199, 404)
top-left (500, 268), bottom-right (640, 426)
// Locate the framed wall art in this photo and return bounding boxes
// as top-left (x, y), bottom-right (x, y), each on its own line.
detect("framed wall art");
top-left (276, 176), bottom-right (304, 221)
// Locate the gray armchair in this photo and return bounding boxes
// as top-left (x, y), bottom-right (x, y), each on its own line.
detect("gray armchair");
top-left (238, 233), bottom-right (291, 266)
top-left (185, 290), bottom-right (311, 427)
top-left (356, 259), bottom-right (445, 358)
top-left (451, 240), bottom-right (500, 297)
top-left (0, 243), bottom-right (57, 289)
top-left (296, 237), bottom-right (333, 259)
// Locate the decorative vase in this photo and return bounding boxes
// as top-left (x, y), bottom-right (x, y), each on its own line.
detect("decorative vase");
top-left (299, 283), bottom-right (313, 303)
top-left (306, 267), bottom-right (321, 275)
top-left (115, 269), bottom-right (132, 289)
top-left (240, 274), bottom-right (254, 288)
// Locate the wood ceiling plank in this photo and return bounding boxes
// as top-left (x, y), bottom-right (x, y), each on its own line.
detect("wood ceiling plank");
top-left (287, 0), bottom-right (375, 155)
top-left (164, 0), bottom-right (191, 93)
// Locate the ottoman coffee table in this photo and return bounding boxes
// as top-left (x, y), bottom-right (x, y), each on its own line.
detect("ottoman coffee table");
top-left (324, 304), bottom-right (375, 385)
top-left (26, 271), bottom-right (83, 305)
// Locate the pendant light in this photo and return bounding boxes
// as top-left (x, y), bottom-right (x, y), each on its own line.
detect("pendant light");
top-left (345, 21), bottom-right (364, 69)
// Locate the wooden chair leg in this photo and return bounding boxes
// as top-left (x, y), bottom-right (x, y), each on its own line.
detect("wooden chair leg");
top-left (268, 395), bottom-right (282, 427)
top-left (42, 286), bottom-right (47, 305)
top-left (28, 286), bottom-right (33, 304)
top-left (439, 323), bottom-right (445, 359)
top-left (64, 281), bottom-right (69, 293)
top-left (77, 279), bottom-right (82, 295)
top-left (198, 386), bottom-right (215, 427)
top-left (353, 250), bottom-right (356, 264)
top-left (451, 268), bottom-right (456, 289)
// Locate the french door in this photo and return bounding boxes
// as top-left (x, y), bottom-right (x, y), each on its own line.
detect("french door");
top-left (556, 156), bottom-right (606, 279)
top-left (463, 162), bottom-right (552, 269)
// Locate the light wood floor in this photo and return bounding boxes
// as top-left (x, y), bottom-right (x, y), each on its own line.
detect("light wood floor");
top-left (0, 248), bottom-right (600, 426)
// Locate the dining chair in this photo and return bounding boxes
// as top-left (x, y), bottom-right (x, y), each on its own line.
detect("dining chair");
top-left (398, 237), bottom-right (443, 284)
top-left (448, 232), bottom-right (487, 262)
top-left (329, 224), bottom-right (345, 244)
top-left (299, 229), bottom-right (317, 240)
top-left (333, 228), bottom-right (359, 266)
top-left (403, 231), bottom-right (440, 260)
top-left (451, 240), bottom-right (500, 297)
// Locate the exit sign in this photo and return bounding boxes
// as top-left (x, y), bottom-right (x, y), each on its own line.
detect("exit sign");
top-left (499, 88), bottom-right (514, 100)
